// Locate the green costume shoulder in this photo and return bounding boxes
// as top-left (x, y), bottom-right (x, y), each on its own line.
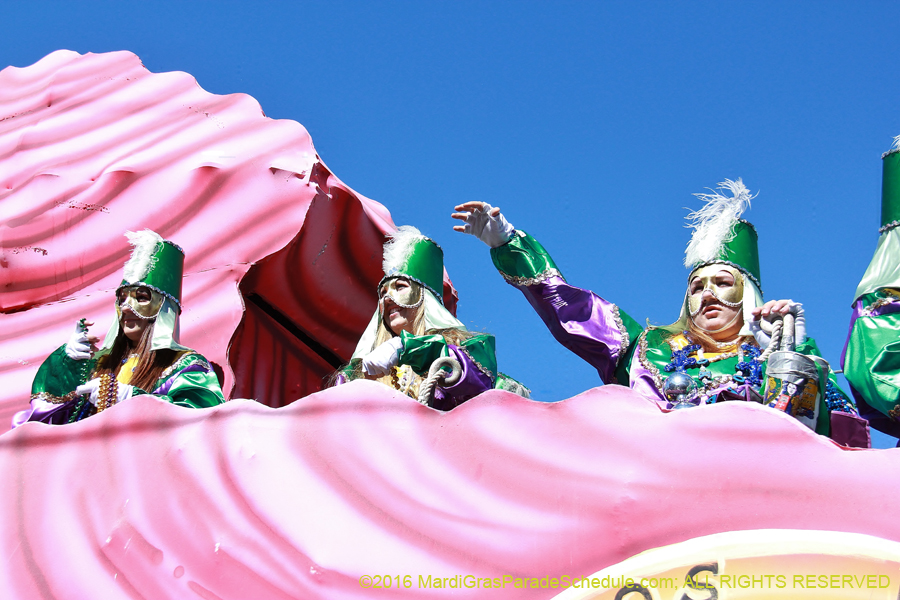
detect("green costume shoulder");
top-left (490, 230), bottom-right (561, 283)
top-left (844, 290), bottom-right (900, 418)
top-left (29, 346), bottom-right (223, 424)
top-left (31, 345), bottom-right (96, 402)
top-left (148, 351), bottom-right (225, 409)
top-left (400, 331), bottom-right (498, 381)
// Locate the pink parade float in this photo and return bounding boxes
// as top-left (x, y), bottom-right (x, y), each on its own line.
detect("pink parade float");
top-left (1, 51), bottom-right (899, 599)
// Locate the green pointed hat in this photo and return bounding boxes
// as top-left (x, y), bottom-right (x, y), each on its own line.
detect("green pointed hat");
top-left (119, 229), bottom-right (185, 312)
top-left (379, 225), bottom-right (444, 303)
top-left (683, 178), bottom-right (761, 290)
top-left (851, 139), bottom-right (900, 301)
top-left (881, 144), bottom-right (900, 230)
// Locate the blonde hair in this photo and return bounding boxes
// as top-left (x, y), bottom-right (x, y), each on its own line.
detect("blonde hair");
top-left (94, 320), bottom-right (178, 392)
top-left (331, 281), bottom-right (475, 393)
top-left (372, 301), bottom-right (428, 388)
top-left (685, 317), bottom-right (752, 352)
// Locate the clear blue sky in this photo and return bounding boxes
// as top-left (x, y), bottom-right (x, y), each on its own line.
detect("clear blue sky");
top-left (4, 1), bottom-right (898, 446)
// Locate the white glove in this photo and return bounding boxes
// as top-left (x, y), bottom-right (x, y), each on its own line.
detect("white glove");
top-left (362, 337), bottom-right (403, 376)
top-left (748, 318), bottom-right (770, 348)
top-left (789, 302), bottom-right (807, 345)
top-left (459, 203), bottom-right (515, 248)
top-left (749, 301), bottom-right (806, 348)
top-left (75, 378), bottom-right (134, 406)
top-left (65, 322), bottom-right (93, 360)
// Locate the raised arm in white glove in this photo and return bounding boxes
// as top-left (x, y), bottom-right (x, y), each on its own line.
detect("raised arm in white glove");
top-left (75, 377), bottom-right (134, 406)
top-left (749, 300), bottom-right (806, 348)
top-left (451, 201), bottom-right (515, 248)
top-left (362, 337), bottom-right (404, 376)
top-left (65, 320), bottom-right (99, 361)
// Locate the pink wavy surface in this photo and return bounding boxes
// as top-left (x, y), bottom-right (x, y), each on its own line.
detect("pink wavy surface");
top-left (3, 49), bottom-right (897, 600)
top-left (1, 383), bottom-right (897, 599)
top-left (0, 50), bottom-right (465, 420)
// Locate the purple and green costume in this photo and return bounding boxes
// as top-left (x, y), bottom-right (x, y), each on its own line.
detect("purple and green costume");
top-left (337, 226), bottom-right (528, 410)
top-left (14, 346), bottom-right (225, 426)
top-left (492, 230), bottom-right (868, 447)
top-left (842, 146), bottom-right (900, 442)
top-left (13, 231), bottom-right (225, 427)
top-left (337, 331), bottom-right (508, 411)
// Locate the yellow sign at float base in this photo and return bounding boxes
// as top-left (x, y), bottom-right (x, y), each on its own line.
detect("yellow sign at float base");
top-left (553, 529), bottom-right (900, 600)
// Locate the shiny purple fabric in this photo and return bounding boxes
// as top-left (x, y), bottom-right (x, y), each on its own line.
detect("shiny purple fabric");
top-left (431, 345), bottom-right (494, 410)
top-left (333, 344), bottom-right (492, 411)
top-left (11, 399), bottom-right (72, 428)
top-left (515, 275), bottom-right (630, 384)
top-left (514, 275), bottom-right (679, 407)
top-left (514, 276), bottom-right (871, 447)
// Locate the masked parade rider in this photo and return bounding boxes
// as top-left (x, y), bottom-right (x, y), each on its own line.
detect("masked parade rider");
top-left (843, 138), bottom-right (900, 446)
top-left (333, 226), bottom-right (528, 409)
top-left (453, 179), bottom-right (869, 447)
top-left (13, 230), bottom-right (225, 427)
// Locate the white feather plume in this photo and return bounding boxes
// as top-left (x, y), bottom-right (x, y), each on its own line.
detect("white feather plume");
top-left (382, 225), bottom-right (425, 275)
top-left (683, 178), bottom-right (755, 268)
top-left (122, 229), bottom-right (164, 283)
top-left (892, 134), bottom-right (900, 152)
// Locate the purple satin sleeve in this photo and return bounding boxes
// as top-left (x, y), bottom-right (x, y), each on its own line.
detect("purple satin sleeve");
top-left (11, 398), bottom-right (77, 428)
top-left (331, 350), bottom-right (491, 411)
top-left (430, 345), bottom-right (494, 411)
top-left (513, 275), bottom-right (629, 383)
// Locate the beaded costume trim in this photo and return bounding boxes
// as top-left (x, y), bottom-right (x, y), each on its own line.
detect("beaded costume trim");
top-left (889, 404), bottom-right (900, 422)
top-left (860, 296), bottom-right (900, 316)
top-left (30, 391), bottom-right (78, 405)
top-left (496, 373), bottom-right (531, 398)
top-left (158, 351), bottom-right (203, 381)
top-left (457, 345), bottom-right (496, 383)
top-left (637, 332), bottom-right (667, 392)
top-left (498, 268), bottom-right (563, 287)
top-left (610, 304), bottom-right (631, 364)
top-left (879, 220), bottom-right (900, 234)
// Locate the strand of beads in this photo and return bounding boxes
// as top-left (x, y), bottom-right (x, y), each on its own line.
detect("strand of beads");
top-left (824, 381), bottom-right (857, 415)
top-left (663, 344), bottom-right (701, 373)
top-left (76, 318), bottom-right (94, 383)
top-left (95, 374), bottom-right (119, 413)
top-left (734, 344), bottom-right (763, 386)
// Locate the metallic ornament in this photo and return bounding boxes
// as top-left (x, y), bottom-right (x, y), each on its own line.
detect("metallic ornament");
top-left (663, 371), bottom-right (699, 409)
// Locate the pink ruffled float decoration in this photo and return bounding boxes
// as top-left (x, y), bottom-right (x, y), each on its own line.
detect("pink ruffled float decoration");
top-left (1, 385), bottom-right (899, 598)
top-left (3, 49), bottom-right (899, 600)
top-left (0, 49), bottom-right (457, 422)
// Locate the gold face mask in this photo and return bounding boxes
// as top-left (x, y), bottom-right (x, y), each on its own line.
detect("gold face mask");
top-left (687, 265), bottom-right (744, 316)
top-left (378, 277), bottom-right (423, 311)
top-left (116, 285), bottom-right (164, 319)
